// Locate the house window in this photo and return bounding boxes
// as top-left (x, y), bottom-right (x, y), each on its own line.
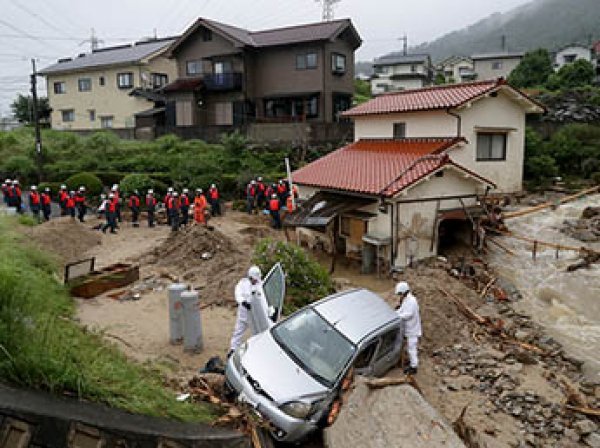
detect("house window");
top-left (214, 61), bottom-right (232, 74)
top-left (332, 94), bottom-right (351, 120)
top-left (201, 27), bottom-right (212, 41)
top-left (53, 82), bottom-right (66, 94)
top-left (332, 53), bottom-right (346, 74)
top-left (78, 78), bottom-right (92, 92)
top-left (491, 61), bottom-right (503, 70)
top-left (100, 115), bottom-right (114, 129)
top-left (563, 54), bottom-right (576, 63)
top-left (214, 101), bottom-right (233, 125)
top-left (186, 60), bottom-right (203, 75)
top-left (117, 72), bottom-right (133, 89)
top-left (89, 110), bottom-right (96, 122)
top-left (411, 64), bottom-right (417, 73)
top-left (99, 76), bottom-right (105, 86)
top-left (393, 122), bottom-right (406, 139)
top-left (61, 109), bottom-right (74, 122)
top-left (477, 133), bottom-right (507, 161)
top-left (151, 73), bottom-right (168, 88)
top-left (296, 52), bottom-right (317, 70)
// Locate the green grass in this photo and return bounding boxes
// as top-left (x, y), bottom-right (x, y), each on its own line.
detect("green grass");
top-left (0, 216), bottom-right (213, 422)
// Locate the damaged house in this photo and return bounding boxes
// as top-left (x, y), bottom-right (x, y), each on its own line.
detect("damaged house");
top-left (288, 79), bottom-right (544, 270)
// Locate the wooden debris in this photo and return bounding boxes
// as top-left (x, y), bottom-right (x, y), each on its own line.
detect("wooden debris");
top-left (452, 404), bottom-right (485, 448)
top-left (503, 186), bottom-right (600, 220)
top-left (561, 379), bottom-right (588, 408)
top-left (479, 277), bottom-right (496, 299)
top-left (565, 405), bottom-right (600, 418)
top-left (487, 237), bottom-right (515, 256)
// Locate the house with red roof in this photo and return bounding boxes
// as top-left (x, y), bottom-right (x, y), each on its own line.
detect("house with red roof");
top-left (288, 79), bottom-right (544, 269)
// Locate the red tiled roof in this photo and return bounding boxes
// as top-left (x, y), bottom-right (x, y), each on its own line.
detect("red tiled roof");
top-left (292, 138), bottom-right (492, 197)
top-left (343, 79), bottom-right (504, 117)
top-left (593, 41), bottom-right (600, 54)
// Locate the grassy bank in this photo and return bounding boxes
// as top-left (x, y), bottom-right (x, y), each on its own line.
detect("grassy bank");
top-left (0, 216), bottom-right (212, 422)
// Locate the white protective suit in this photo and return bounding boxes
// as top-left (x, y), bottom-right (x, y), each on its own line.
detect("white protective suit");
top-left (229, 277), bottom-right (269, 351)
top-left (395, 292), bottom-right (422, 368)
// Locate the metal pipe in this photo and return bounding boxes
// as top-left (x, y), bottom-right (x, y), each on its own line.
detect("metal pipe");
top-left (446, 108), bottom-right (462, 138)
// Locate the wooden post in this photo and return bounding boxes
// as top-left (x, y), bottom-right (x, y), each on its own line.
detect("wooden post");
top-left (532, 240), bottom-right (538, 261)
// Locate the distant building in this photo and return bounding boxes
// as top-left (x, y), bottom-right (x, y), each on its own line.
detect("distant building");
top-left (0, 117), bottom-right (22, 131)
top-left (553, 44), bottom-right (592, 70)
top-left (436, 56), bottom-right (476, 83)
top-left (39, 38), bottom-right (178, 136)
top-left (371, 53), bottom-right (433, 94)
top-left (472, 52), bottom-right (523, 81)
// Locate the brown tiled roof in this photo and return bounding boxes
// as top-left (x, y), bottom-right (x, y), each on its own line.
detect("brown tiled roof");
top-left (292, 138), bottom-right (492, 197)
top-left (168, 18), bottom-right (360, 55)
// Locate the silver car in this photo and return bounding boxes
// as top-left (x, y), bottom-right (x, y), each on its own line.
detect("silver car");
top-left (225, 267), bottom-right (402, 443)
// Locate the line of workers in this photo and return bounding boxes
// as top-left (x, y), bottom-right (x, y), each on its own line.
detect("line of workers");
top-left (245, 177), bottom-right (298, 229)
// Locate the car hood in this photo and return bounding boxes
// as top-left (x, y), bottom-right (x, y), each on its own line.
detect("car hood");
top-left (241, 331), bottom-right (329, 404)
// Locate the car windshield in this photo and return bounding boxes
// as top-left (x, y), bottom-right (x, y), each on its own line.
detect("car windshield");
top-left (272, 308), bottom-right (355, 387)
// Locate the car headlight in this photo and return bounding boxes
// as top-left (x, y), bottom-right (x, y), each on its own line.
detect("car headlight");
top-left (232, 342), bottom-right (247, 371)
top-left (280, 401), bottom-right (313, 419)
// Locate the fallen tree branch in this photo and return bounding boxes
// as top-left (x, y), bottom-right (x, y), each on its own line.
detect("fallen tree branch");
top-left (479, 277), bottom-right (497, 299)
top-left (503, 186), bottom-right (600, 220)
top-left (565, 405), bottom-right (600, 418)
top-left (487, 238), bottom-right (515, 256)
top-left (365, 375), bottom-right (423, 395)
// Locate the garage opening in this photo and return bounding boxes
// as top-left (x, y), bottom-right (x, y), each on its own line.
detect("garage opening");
top-left (437, 218), bottom-right (473, 256)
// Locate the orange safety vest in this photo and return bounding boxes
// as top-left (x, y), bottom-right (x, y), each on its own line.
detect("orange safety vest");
top-left (269, 198), bottom-right (280, 211)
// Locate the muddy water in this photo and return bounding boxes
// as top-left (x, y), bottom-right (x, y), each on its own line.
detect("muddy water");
top-left (487, 195), bottom-right (600, 380)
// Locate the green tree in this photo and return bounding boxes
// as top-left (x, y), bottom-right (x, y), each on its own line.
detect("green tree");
top-left (434, 73), bottom-right (446, 85)
top-left (10, 94), bottom-right (51, 124)
top-left (508, 49), bottom-right (554, 88)
top-left (546, 59), bottom-right (595, 90)
top-left (353, 79), bottom-right (372, 105)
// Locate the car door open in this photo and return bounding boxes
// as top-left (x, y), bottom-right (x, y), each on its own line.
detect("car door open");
top-left (250, 263), bottom-right (286, 334)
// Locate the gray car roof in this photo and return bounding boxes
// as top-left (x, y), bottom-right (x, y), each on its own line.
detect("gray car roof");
top-left (39, 38), bottom-right (176, 75)
top-left (313, 289), bottom-right (399, 345)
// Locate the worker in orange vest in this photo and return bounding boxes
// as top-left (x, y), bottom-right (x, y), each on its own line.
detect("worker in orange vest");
top-left (208, 183), bottom-right (221, 216)
top-left (102, 193), bottom-right (118, 233)
top-left (66, 191), bottom-right (76, 219)
top-left (74, 186), bottom-right (87, 223)
top-left (28, 185), bottom-right (41, 222)
top-left (146, 189), bottom-right (157, 228)
top-left (285, 185), bottom-right (299, 212)
top-left (193, 188), bottom-right (208, 225)
top-left (269, 193), bottom-right (281, 229)
top-left (128, 190), bottom-right (141, 227)
top-left (167, 192), bottom-right (180, 231)
top-left (180, 188), bottom-right (191, 227)
top-left (58, 185), bottom-right (68, 216)
top-left (41, 187), bottom-right (52, 221)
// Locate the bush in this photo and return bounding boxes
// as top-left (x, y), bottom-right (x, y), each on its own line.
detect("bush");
top-left (119, 173), bottom-right (157, 195)
top-left (37, 182), bottom-right (62, 199)
top-left (253, 239), bottom-right (335, 314)
top-left (1, 155), bottom-right (37, 183)
top-left (65, 172), bottom-right (103, 196)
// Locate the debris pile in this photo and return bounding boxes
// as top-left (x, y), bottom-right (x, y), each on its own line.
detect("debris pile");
top-left (145, 225), bottom-right (247, 306)
top-left (562, 206), bottom-right (600, 243)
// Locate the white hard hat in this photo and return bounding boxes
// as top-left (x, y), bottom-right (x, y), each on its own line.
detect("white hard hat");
top-left (31, 185), bottom-right (37, 190)
top-left (173, 192), bottom-right (179, 197)
top-left (5, 179), bottom-right (10, 183)
top-left (211, 183), bottom-right (216, 188)
top-left (248, 265), bottom-right (262, 281)
top-left (148, 189), bottom-right (154, 194)
top-left (109, 193), bottom-right (115, 198)
top-left (183, 188), bottom-right (189, 194)
top-left (272, 194), bottom-right (277, 198)
top-left (167, 187), bottom-right (174, 193)
top-left (13, 180), bottom-right (19, 184)
top-left (251, 180), bottom-right (256, 184)
top-left (112, 184), bottom-right (119, 190)
top-left (69, 190), bottom-right (75, 195)
top-left (45, 187), bottom-right (50, 192)
top-left (257, 176), bottom-right (262, 181)
top-left (395, 281), bottom-right (410, 295)
top-left (100, 193), bottom-right (107, 199)
top-left (60, 184), bottom-right (66, 189)
top-left (79, 186), bottom-right (85, 191)
top-left (197, 188), bottom-right (203, 193)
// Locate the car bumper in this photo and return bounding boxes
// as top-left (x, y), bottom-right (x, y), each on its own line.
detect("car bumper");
top-left (225, 356), bottom-right (319, 443)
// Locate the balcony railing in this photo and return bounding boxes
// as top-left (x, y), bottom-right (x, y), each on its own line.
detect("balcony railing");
top-left (203, 72), bottom-right (243, 91)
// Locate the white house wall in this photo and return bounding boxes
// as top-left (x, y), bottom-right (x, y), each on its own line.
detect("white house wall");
top-left (353, 110), bottom-right (456, 140)
top-left (454, 91), bottom-right (526, 193)
top-left (392, 167), bottom-right (485, 267)
top-left (555, 47), bottom-right (592, 69)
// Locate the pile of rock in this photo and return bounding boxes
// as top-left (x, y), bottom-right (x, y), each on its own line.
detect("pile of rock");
top-left (562, 206), bottom-right (600, 242)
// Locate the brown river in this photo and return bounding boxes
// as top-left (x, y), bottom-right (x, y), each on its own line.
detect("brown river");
top-left (487, 194), bottom-right (600, 381)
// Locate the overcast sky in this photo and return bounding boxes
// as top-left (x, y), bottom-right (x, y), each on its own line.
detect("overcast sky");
top-left (0, 0), bottom-right (532, 116)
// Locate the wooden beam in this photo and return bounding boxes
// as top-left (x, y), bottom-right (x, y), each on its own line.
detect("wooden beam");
top-left (504, 186), bottom-right (599, 220)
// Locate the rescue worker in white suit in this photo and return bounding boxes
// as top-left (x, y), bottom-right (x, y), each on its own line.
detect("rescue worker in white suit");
top-left (228, 266), bottom-right (267, 356)
top-left (395, 281), bottom-right (422, 375)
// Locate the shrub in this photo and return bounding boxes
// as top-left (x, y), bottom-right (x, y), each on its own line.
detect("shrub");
top-left (119, 173), bottom-right (157, 195)
top-left (37, 182), bottom-right (62, 199)
top-left (253, 239), bottom-right (335, 314)
top-left (1, 155), bottom-right (37, 183)
top-left (65, 172), bottom-right (103, 196)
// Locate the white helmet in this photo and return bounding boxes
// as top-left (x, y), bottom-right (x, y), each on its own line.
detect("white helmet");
top-left (211, 183), bottom-right (216, 188)
top-left (247, 265), bottom-right (262, 282)
top-left (31, 185), bottom-right (37, 190)
top-left (183, 188), bottom-right (189, 194)
top-left (257, 176), bottom-right (262, 182)
top-left (112, 184), bottom-right (119, 190)
top-left (395, 281), bottom-right (410, 295)
top-left (173, 192), bottom-right (179, 197)
top-left (251, 180), bottom-right (256, 184)
top-left (109, 193), bottom-right (115, 198)
top-left (147, 189), bottom-right (154, 195)
top-left (167, 187), bottom-right (174, 193)
top-left (100, 193), bottom-right (107, 199)
top-left (79, 186), bottom-right (85, 191)
top-left (5, 179), bottom-right (10, 183)
top-left (60, 184), bottom-right (66, 189)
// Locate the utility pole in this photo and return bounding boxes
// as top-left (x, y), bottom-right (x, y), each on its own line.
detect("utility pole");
top-left (30, 58), bottom-right (43, 182)
top-left (81, 28), bottom-right (104, 52)
top-left (316, 0), bottom-right (341, 21)
top-left (399, 34), bottom-right (408, 55)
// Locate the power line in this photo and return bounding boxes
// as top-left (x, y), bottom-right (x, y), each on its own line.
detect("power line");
top-left (11, 1), bottom-right (80, 40)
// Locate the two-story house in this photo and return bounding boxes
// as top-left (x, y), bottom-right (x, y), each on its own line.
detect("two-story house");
top-left (436, 56), bottom-right (476, 84)
top-left (40, 38), bottom-right (177, 136)
top-left (472, 52), bottom-right (523, 81)
top-left (553, 44), bottom-right (592, 70)
top-left (157, 18), bottom-right (361, 142)
top-left (288, 79), bottom-right (544, 270)
top-left (370, 53), bottom-right (433, 94)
